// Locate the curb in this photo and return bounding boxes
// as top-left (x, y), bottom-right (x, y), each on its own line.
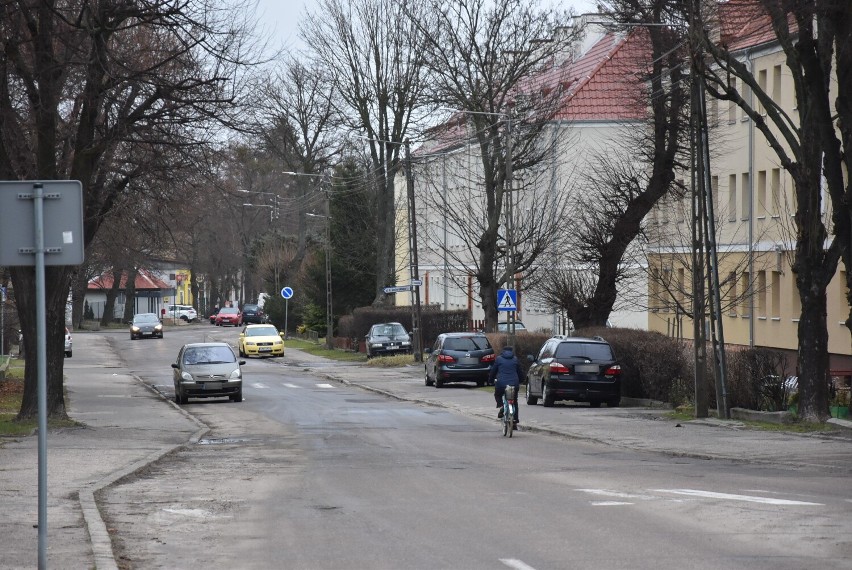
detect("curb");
top-left (78, 375), bottom-right (209, 570)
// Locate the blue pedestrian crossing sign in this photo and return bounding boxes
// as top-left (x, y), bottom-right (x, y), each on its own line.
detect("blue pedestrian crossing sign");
top-left (497, 289), bottom-right (517, 312)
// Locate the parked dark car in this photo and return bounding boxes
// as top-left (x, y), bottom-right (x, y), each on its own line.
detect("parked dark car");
top-left (496, 320), bottom-right (527, 333)
top-left (526, 336), bottom-right (621, 407)
top-left (129, 313), bottom-right (164, 340)
top-left (365, 322), bottom-right (412, 358)
top-left (240, 303), bottom-right (268, 324)
top-left (424, 332), bottom-right (495, 388)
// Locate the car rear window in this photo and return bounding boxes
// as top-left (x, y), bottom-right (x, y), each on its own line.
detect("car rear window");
top-left (554, 342), bottom-right (614, 361)
top-left (443, 336), bottom-right (491, 351)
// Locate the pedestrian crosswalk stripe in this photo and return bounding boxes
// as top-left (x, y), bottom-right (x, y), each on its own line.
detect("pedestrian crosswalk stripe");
top-left (282, 383), bottom-right (300, 388)
top-left (316, 383), bottom-right (334, 389)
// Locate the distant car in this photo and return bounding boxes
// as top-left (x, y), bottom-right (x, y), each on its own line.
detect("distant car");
top-left (130, 313), bottom-right (164, 340)
top-left (365, 322), bottom-right (412, 358)
top-left (64, 327), bottom-right (72, 357)
top-left (424, 332), bottom-right (495, 388)
top-left (171, 342), bottom-right (244, 404)
top-left (214, 307), bottom-right (242, 327)
top-left (167, 304), bottom-right (198, 322)
top-left (240, 303), bottom-right (268, 324)
top-left (496, 321), bottom-right (527, 333)
top-left (526, 336), bottom-right (621, 408)
top-left (238, 324), bottom-right (284, 358)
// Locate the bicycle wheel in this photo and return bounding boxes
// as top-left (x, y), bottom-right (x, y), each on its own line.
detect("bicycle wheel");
top-left (502, 411), bottom-right (509, 436)
top-left (507, 404), bottom-right (514, 438)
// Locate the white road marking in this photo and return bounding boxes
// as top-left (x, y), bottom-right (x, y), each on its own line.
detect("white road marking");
top-left (316, 383), bottom-right (335, 389)
top-left (576, 488), bottom-right (654, 500)
top-left (282, 383), bottom-right (300, 388)
top-left (499, 559), bottom-right (537, 570)
top-left (591, 501), bottom-right (634, 506)
top-left (653, 489), bottom-right (823, 506)
top-left (252, 382), bottom-right (268, 389)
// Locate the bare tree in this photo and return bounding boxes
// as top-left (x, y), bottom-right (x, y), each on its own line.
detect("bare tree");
top-left (302, 0), bottom-right (432, 305)
top-left (0, 0), bottom-right (263, 419)
top-left (696, 0), bottom-right (852, 422)
top-left (410, 0), bottom-right (582, 331)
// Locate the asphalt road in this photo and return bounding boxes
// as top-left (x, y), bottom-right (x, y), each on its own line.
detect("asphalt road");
top-left (98, 326), bottom-right (851, 570)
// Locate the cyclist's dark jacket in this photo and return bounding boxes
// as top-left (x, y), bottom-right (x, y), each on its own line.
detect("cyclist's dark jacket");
top-left (488, 347), bottom-right (524, 387)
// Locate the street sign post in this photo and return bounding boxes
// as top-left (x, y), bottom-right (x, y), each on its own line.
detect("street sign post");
top-left (280, 287), bottom-right (294, 337)
top-left (0, 180), bottom-right (84, 568)
top-left (383, 285), bottom-right (413, 294)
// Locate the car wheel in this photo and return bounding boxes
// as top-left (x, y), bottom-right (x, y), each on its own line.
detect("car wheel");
top-left (542, 382), bottom-right (555, 407)
top-left (590, 401), bottom-right (602, 408)
top-left (238, 346), bottom-right (245, 358)
top-left (425, 368), bottom-right (433, 386)
top-left (130, 334), bottom-right (136, 340)
top-left (526, 381), bottom-right (539, 405)
top-left (175, 386), bottom-right (187, 405)
top-left (180, 315), bottom-right (188, 322)
top-left (607, 398), bottom-right (620, 407)
top-left (230, 389), bottom-right (242, 402)
top-left (435, 376), bottom-right (444, 388)
top-left (65, 351), bottom-right (72, 358)
top-left (476, 378), bottom-right (485, 387)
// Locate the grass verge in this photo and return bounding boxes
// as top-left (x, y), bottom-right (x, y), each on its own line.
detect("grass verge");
top-left (0, 359), bottom-right (77, 436)
top-left (284, 338), bottom-right (367, 362)
top-left (665, 406), bottom-right (839, 433)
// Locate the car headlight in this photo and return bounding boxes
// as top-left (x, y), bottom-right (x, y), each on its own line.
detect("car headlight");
top-left (229, 369), bottom-right (242, 380)
top-left (371, 343), bottom-right (382, 347)
top-left (154, 325), bottom-right (163, 331)
top-left (401, 341), bottom-right (411, 346)
top-left (131, 326), bottom-right (140, 332)
top-left (181, 371), bottom-right (195, 382)
top-left (246, 341), bottom-right (256, 347)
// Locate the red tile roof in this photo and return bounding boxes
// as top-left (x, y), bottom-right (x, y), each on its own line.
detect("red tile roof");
top-left (88, 269), bottom-right (171, 291)
top-left (716, 0), bottom-right (793, 52)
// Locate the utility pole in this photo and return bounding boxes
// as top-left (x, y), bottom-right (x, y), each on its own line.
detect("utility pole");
top-left (505, 116), bottom-right (516, 347)
top-left (405, 140), bottom-right (423, 361)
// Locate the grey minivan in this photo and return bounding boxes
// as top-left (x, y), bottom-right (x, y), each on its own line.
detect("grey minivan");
top-left (171, 342), bottom-right (245, 404)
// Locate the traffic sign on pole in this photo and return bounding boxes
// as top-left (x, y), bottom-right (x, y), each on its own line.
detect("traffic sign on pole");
top-left (383, 285), bottom-right (413, 294)
top-left (497, 289), bottom-right (517, 312)
top-left (280, 286), bottom-right (294, 299)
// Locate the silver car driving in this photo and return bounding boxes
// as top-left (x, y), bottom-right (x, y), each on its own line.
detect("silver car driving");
top-left (171, 342), bottom-right (244, 404)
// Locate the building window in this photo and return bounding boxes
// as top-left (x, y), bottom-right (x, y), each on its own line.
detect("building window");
top-left (728, 174), bottom-right (737, 222)
top-left (741, 172), bottom-right (751, 220)
top-left (772, 65), bottom-right (782, 106)
top-left (757, 270), bottom-right (767, 317)
top-left (757, 170), bottom-right (767, 217)
top-left (711, 175), bottom-right (719, 222)
top-left (791, 277), bottom-right (801, 318)
top-left (757, 69), bottom-right (767, 115)
top-left (771, 271), bottom-right (781, 318)
top-left (740, 271), bottom-right (750, 316)
top-left (771, 168), bottom-right (781, 216)
top-left (728, 78), bottom-right (737, 124)
top-left (726, 271), bottom-right (737, 315)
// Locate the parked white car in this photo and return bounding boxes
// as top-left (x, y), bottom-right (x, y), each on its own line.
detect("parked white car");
top-left (167, 304), bottom-right (198, 322)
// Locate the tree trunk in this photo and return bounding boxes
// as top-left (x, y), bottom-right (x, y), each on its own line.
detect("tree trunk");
top-left (12, 265), bottom-right (71, 421)
top-left (101, 268), bottom-right (124, 327)
top-left (122, 268), bottom-right (138, 323)
top-left (795, 270), bottom-right (830, 422)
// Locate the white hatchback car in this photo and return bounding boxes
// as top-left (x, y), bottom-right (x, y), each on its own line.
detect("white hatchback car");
top-left (64, 327), bottom-right (72, 358)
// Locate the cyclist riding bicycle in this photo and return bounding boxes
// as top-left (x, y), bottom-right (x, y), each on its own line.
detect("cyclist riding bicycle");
top-left (488, 345), bottom-right (525, 426)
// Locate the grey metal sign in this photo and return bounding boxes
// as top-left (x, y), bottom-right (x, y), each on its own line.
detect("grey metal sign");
top-left (0, 180), bottom-right (84, 266)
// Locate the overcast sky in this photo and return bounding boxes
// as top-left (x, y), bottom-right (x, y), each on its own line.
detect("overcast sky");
top-left (254, 0), bottom-right (602, 55)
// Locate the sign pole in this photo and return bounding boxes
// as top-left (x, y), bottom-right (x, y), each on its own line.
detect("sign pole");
top-left (33, 183), bottom-right (49, 569)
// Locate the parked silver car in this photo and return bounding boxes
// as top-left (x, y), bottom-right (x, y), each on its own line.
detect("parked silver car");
top-left (171, 342), bottom-right (244, 404)
top-left (64, 327), bottom-right (73, 357)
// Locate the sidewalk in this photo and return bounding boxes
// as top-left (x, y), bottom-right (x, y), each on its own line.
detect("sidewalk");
top-left (0, 334), bottom-right (204, 570)
top-left (1, 337), bottom-right (850, 569)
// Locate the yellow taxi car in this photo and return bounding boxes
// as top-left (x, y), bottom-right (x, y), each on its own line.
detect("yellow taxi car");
top-left (237, 324), bottom-right (285, 358)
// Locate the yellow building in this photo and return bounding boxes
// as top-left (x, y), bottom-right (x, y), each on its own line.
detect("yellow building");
top-left (647, 6), bottom-right (851, 374)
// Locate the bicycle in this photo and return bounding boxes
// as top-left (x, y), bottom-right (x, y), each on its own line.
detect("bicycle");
top-left (502, 385), bottom-right (518, 437)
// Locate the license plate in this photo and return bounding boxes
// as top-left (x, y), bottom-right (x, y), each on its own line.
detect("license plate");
top-left (575, 364), bottom-right (600, 373)
top-left (259, 347), bottom-right (271, 352)
top-left (203, 382), bottom-right (223, 390)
